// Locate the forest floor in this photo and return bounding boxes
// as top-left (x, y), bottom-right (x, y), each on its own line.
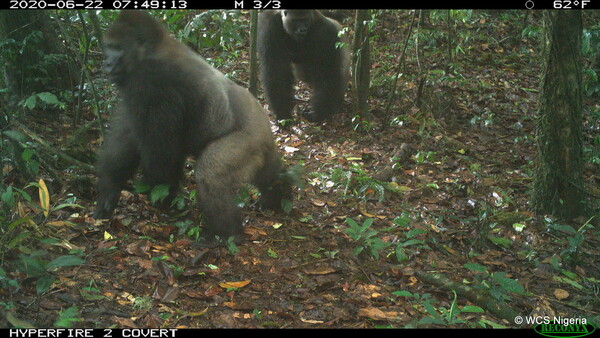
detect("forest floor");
top-left (2, 11), bottom-right (599, 330)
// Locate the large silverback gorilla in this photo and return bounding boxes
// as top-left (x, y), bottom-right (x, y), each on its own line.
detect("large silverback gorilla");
top-left (94, 11), bottom-right (291, 244)
top-left (258, 10), bottom-right (350, 123)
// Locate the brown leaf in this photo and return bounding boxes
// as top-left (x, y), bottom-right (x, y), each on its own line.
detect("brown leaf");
top-left (114, 318), bottom-right (137, 328)
top-left (224, 301), bottom-right (255, 311)
top-left (358, 307), bottom-right (398, 321)
top-left (244, 226), bottom-right (267, 237)
top-left (161, 287), bottom-right (180, 302)
top-left (152, 285), bottom-right (180, 302)
top-left (219, 280), bottom-right (251, 289)
top-left (304, 266), bottom-right (336, 275)
top-left (141, 312), bottom-right (164, 328)
top-left (204, 286), bottom-right (222, 297)
top-left (157, 261), bottom-right (175, 285)
top-left (311, 199), bottom-right (326, 207)
top-left (126, 240), bottom-right (151, 257)
top-left (554, 288), bottom-right (569, 300)
top-left (137, 259), bottom-right (153, 269)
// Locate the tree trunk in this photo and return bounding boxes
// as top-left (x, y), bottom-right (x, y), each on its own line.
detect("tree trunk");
top-left (533, 11), bottom-right (585, 219)
top-left (248, 10), bottom-right (259, 98)
top-left (352, 10), bottom-right (371, 116)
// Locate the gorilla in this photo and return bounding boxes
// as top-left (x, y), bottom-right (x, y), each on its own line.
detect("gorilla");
top-left (93, 11), bottom-right (291, 244)
top-left (258, 10), bottom-right (350, 123)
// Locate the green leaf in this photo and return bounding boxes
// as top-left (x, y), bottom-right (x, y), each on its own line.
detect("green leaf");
top-left (406, 229), bottom-right (428, 239)
top-left (461, 305), bottom-right (484, 313)
top-left (391, 290), bottom-right (414, 298)
top-left (8, 232), bottom-right (31, 249)
top-left (464, 263), bottom-right (487, 273)
top-left (494, 276), bottom-right (525, 295)
top-left (150, 184), bottom-right (170, 204)
top-left (24, 95), bottom-right (37, 110)
top-left (512, 223), bottom-right (525, 232)
top-left (267, 248), bottom-right (278, 258)
top-left (345, 217), bottom-right (359, 230)
top-left (54, 306), bottom-right (80, 328)
top-left (395, 247), bottom-right (409, 262)
top-left (46, 255), bottom-right (84, 269)
top-left (488, 236), bottom-right (512, 248)
top-left (37, 92), bottom-right (61, 105)
top-left (36, 276), bottom-right (55, 294)
top-left (397, 239), bottom-right (425, 247)
top-left (2, 130), bottom-right (27, 142)
top-left (360, 218), bottom-right (374, 231)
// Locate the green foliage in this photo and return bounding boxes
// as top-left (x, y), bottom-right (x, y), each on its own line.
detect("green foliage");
top-left (1, 130), bottom-right (42, 179)
top-left (469, 112), bottom-right (495, 128)
top-left (0, 27), bottom-right (70, 107)
top-left (54, 306), bottom-right (81, 328)
top-left (326, 165), bottom-right (387, 202)
top-left (1, 176), bottom-right (86, 296)
top-left (80, 280), bottom-right (105, 301)
top-left (175, 10), bottom-right (247, 51)
top-left (584, 109), bottom-right (600, 167)
top-left (149, 184), bottom-right (170, 205)
top-left (171, 220), bottom-right (198, 241)
top-left (582, 28), bottom-right (600, 97)
top-left (0, 267), bottom-right (18, 290)
top-left (464, 263), bottom-right (525, 303)
top-left (19, 92), bottom-right (65, 111)
top-left (394, 216), bottom-right (429, 262)
top-left (543, 216), bottom-right (594, 265)
top-left (394, 290), bottom-right (485, 327)
top-left (132, 296), bottom-right (153, 313)
top-left (344, 218), bottom-right (391, 259)
top-left (16, 252), bottom-right (84, 294)
top-left (226, 236), bottom-right (240, 256)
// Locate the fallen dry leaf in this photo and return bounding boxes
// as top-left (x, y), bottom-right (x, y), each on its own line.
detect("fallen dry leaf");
top-left (554, 288), bottom-right (569, 300)
top-left (219, 280), bottom-right (251, 289)
top-left (358, 307), bottom-right (398, 321)
top-left (304, 266), bottom-right (336, 275)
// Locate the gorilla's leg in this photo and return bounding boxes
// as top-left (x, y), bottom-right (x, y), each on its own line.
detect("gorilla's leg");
top-left (261, 60), bottom-right (296, 121)
top-left (303, 71), bottom-right (346, 122)
top-left (139, 146), bottom-right (185, 209)
top-left (194, 131), bottom-right (267, 241)
top-left (94, 120), bottom-right (140, 219)
top-left (255, 152), bottom-right (291, 212)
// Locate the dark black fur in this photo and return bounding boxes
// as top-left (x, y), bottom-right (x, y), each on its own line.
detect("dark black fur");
top-left (94, 11), bottom-right (290, 242)
top-left (258, 10), bottom-right (350, 123)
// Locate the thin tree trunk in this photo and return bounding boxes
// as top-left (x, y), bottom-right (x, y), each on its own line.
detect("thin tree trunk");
top-left (248, 10), bottom-right (259, 98)
top-left (352, 10), bottom-right (371, 116)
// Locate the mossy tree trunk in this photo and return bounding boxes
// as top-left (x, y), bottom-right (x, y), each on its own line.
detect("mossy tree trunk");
top-left (533, 11), bottom-right (585, 219)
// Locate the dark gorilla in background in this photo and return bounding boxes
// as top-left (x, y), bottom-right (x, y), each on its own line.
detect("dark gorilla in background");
top-left (93, 11), bottom-right (291, 243)
top-left (258, 10), bottom-right (350, 123)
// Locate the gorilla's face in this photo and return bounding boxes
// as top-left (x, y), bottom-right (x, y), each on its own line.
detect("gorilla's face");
top-left (281, 10), bottom-right (315, 41)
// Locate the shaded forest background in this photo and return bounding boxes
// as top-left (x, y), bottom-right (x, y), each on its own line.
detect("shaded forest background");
top-left (0, 9), bottom-right (599, 328)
